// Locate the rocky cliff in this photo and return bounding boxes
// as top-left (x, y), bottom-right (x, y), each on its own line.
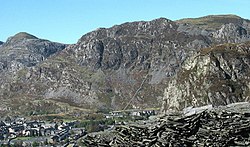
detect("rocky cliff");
top-left (177, 15), bottom-right (250, 44)
top-left (1, 15), bottom-right (250, 116)
top-left (0, 32), bottom-right (66, 72)
top-left (162, 41), bottom-right (250, 112)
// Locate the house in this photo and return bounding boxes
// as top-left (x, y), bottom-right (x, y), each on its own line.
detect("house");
top-left (14, 117), bottom-right (25, 125)
top-left (59, 125), bottom-right (70, 131)
top-left (129, 109), bottom-right (156, 117)
top-left (44, 127), bottom-right (55, 136)
top-left (108, 111), bottom-right (125, 118)
top-left (9, 125), bottom-right (25, 136)
top-left (66, 121), bottom-right (76, 127)
top-left (130, 111), bottom-right (141, 116)
top-left (50, 130), bottom-right (69, 143)
top-left (23, 128), bottom-right (39, 137)
top-left (58, 122), bottom-right (69, 130)
top-left (0, 127), bottom-right (9, 140)
top-left (26, 121), bottom-right (40, 128)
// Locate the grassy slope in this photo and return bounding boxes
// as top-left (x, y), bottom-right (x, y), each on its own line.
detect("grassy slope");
top-left (176, 15), bottom-right (245, 30)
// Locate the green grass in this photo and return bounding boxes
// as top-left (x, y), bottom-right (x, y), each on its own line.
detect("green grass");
top-left (176, 14), bottom-right (243, 30)
top-left (15, 136), bottom-right (33, 141)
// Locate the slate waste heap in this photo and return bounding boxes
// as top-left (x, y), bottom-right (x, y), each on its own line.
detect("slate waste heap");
top-left (82, 102), bottom-right (250, 146)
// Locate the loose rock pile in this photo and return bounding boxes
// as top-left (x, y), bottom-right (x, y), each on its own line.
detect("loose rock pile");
top-left (82, 103), bottom-right (250, 146)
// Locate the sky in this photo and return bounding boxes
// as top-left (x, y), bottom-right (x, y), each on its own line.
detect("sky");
top-left (1, 0), bottom-right (250, 44)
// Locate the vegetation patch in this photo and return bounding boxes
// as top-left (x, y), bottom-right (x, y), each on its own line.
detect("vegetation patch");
top-left (177, 15), bottom-right (243, 30)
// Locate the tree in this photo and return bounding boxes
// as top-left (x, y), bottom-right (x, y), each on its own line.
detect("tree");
top-left (32, 141), bottom-right (39, 147)
top-left (14, 141), bottom-right (23, 147)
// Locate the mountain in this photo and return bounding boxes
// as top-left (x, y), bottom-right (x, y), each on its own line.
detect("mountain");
top-left (0, 32), bottom-right (66, 72)
top-left (0, 32), bottom-right (66, 116)
top-left (0, 41), bottom-right (3, 45)
top-left (4, 18), bottom-right (205, 115)
top-left (1, 15), bottom-right (250, 116)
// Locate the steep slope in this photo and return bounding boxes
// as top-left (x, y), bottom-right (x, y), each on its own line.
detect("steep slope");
top-left (2, 15), bottom-right (250, 116)
top-left (0, 32), bottom-right (66, 72)
top-left (4, 18), bottom-right (211, 115)
top-left (0, 32), bottom-right (66, 116)
top-left (162, 41), bottom-right (250, 112)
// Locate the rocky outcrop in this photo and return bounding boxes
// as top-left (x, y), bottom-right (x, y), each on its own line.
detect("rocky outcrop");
top-left (162, 41), bottom-right (250, 112)
top-left (177, 15), bottom-right (250, 44)
top-left (211, 23), bottom-right (250, 43)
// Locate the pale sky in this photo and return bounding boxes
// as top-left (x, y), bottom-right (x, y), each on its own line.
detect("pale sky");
top-left (1, 0), bottom-right (249, 44)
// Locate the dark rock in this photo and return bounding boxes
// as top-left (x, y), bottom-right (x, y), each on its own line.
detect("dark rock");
top-left (81, 103), bottom-right (250, 146)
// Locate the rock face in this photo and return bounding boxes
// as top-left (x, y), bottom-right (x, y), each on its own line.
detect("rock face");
top-left (177, 15), bottom-right (250, 44)
top-left (2, 15), bottom-right (250, 115)
top-left (162, 41), bottom-right (250, 112)
top-left (0, 32), bottom-right (66, 72)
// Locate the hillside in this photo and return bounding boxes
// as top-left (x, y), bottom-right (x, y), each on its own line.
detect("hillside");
top-left (1, 15), bottom-right (250, 116)
top-left (0, 32), bottom-right (66, 116)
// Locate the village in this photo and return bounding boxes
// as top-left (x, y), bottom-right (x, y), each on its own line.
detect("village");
top-left (0, 116), bottom-right (87, 146)
top-left (0, 109), bottom-right (158, 146)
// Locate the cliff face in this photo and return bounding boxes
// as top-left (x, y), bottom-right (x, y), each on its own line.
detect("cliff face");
top-left (177, 15), bottom-right (250, 43)
top-left (162, 42), bottom-right (250, 112)
top-left (1, 15), bottom-right (250, 116)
